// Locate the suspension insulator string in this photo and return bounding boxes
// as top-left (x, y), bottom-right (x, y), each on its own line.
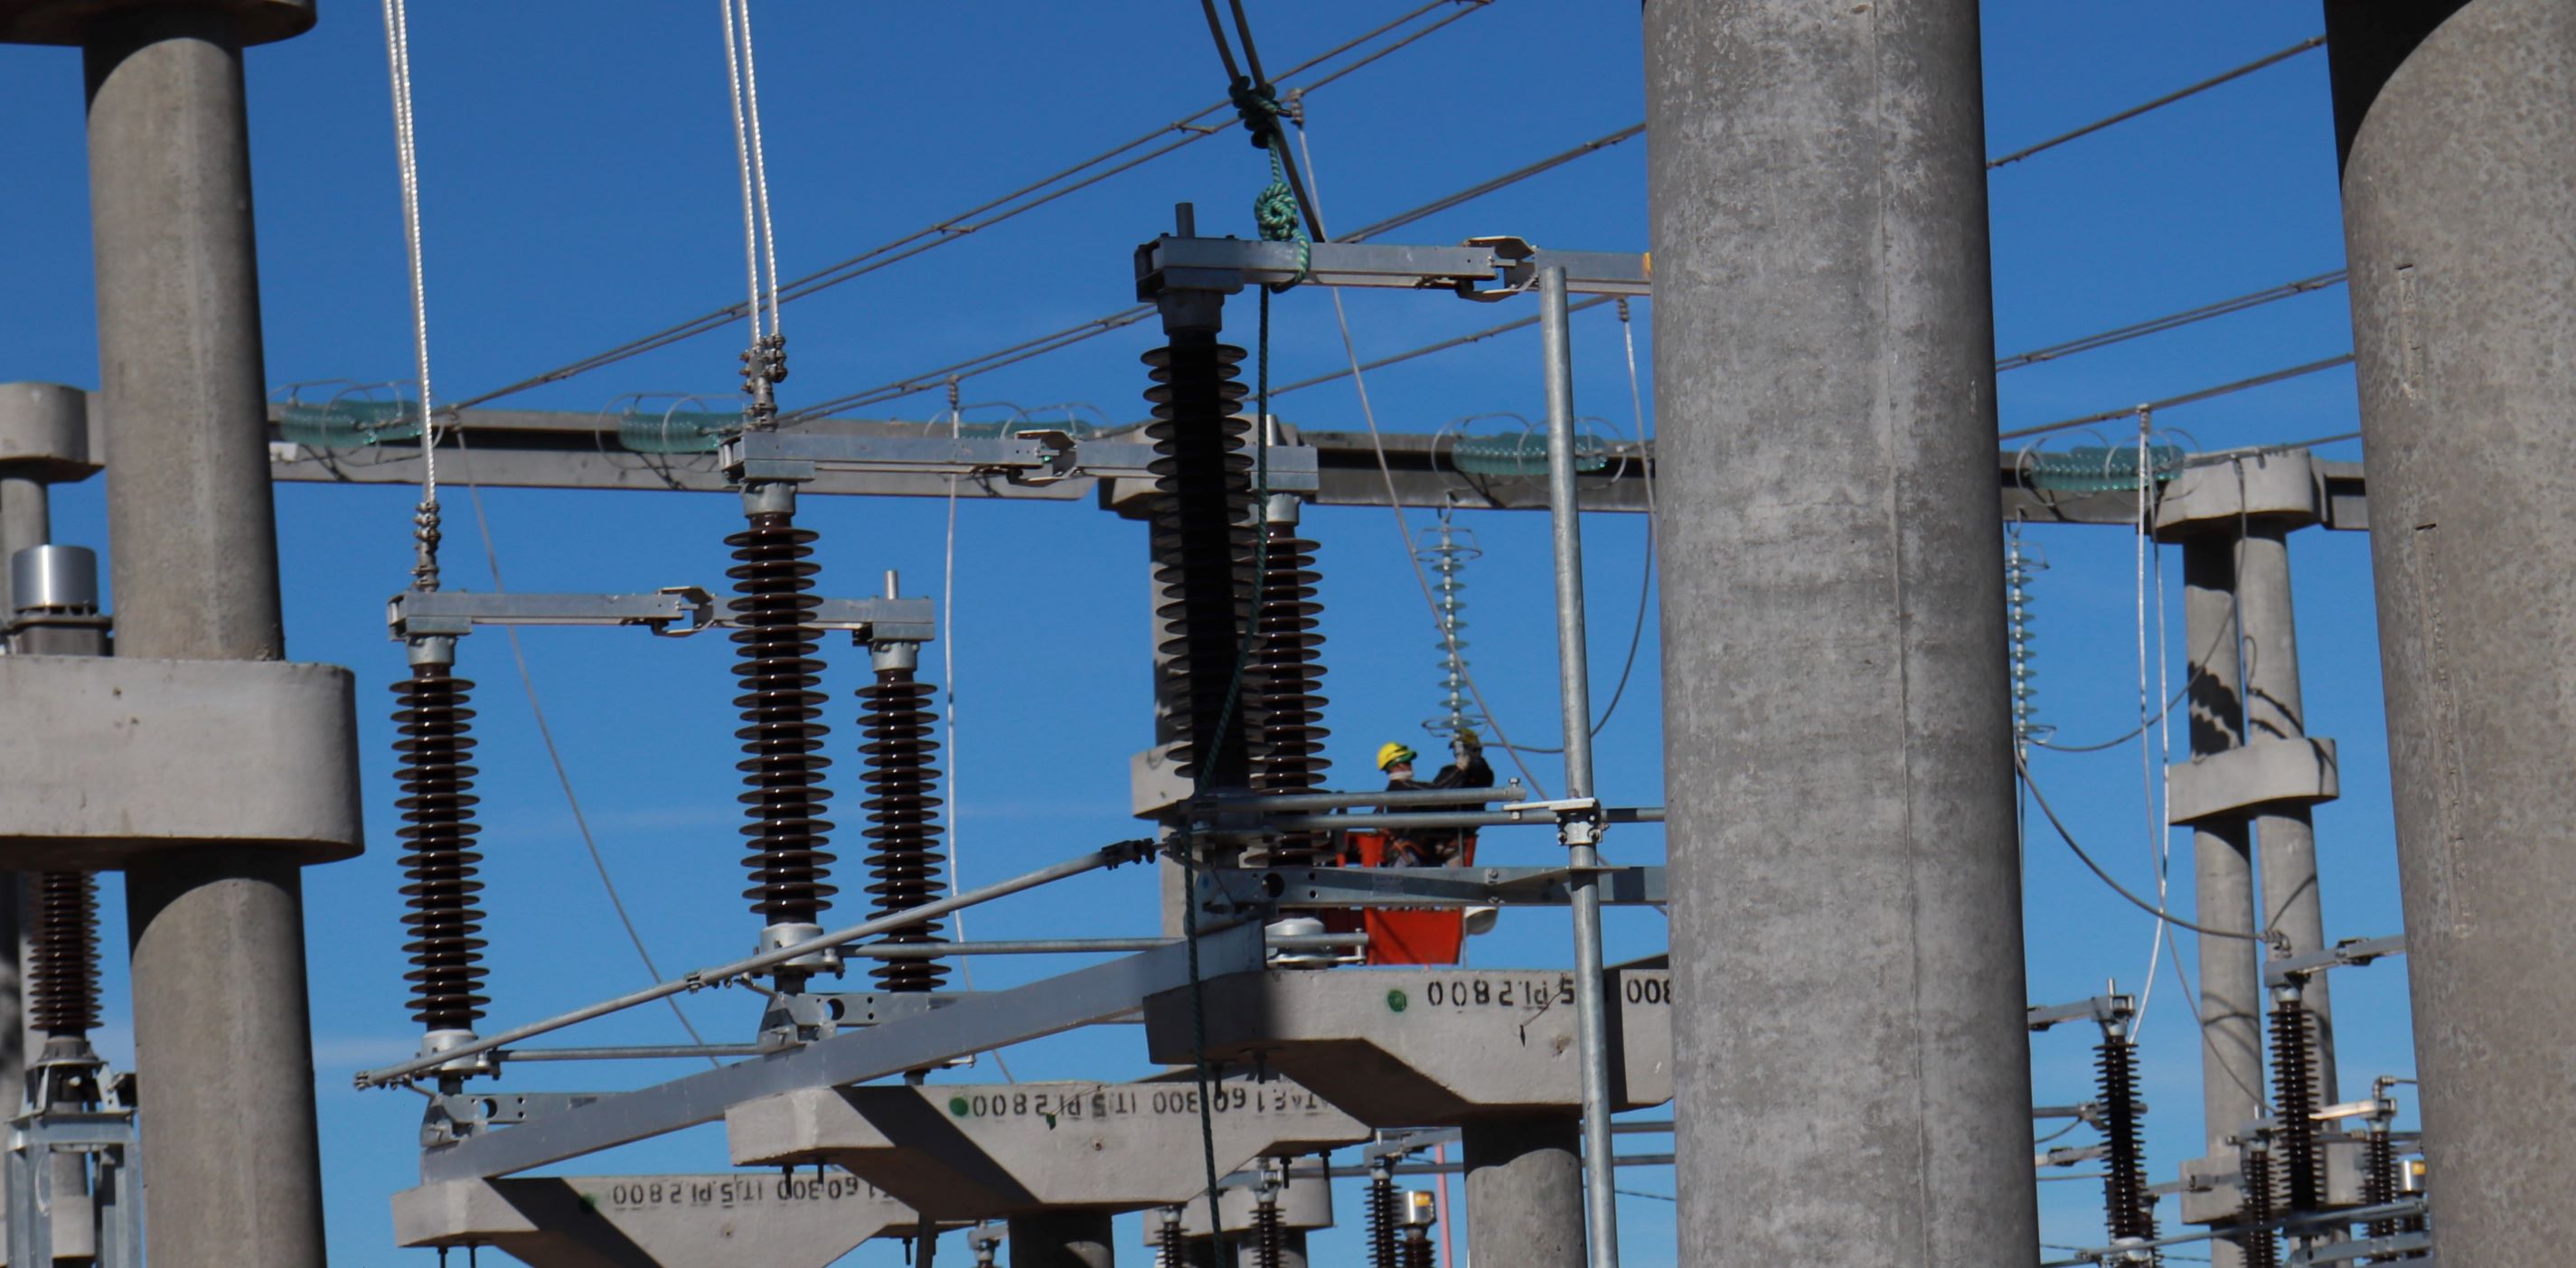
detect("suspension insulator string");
top-left (2239, 1141), bottom-right (2280, 1268)
top-left (860, 609), bottom-right (949, 992)
top-left (2007, 521), bottom-right (2051, 750)
top-left (1367, 1160), bottom-right (1400, 1268)
top-left (1416, 514), bottom-right (1486, 737)
top-left (728, 481), bottom-right (840, 986)
top-left (391, 636), bottom-right (492, 1078)
top-left (1143, 332), bottom-right (1255, 788)
top-left (2270, 983), bottom-right (2321, 1217)
top-left (1247, 493), bottom-right (1330, 861)
top-left (2093, 1020), bottom-right (2162, 1263)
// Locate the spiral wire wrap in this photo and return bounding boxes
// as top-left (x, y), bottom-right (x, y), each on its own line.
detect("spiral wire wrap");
top-left (1249, 518), bottom-right (1330, 858)
top-left (1144, 334), bottom-right (1255, 788)
top-left (2270, 995), bottom-right (2321, 1215)
top-left (30, 870), bottom-right (99, 1038)
top-left (1251, 1189), bottom-right (1284, 1268)
top-left (1367, 1167), bottom-right (1399, 1268)
top-left (392, 660), bottom-right (490, 1029)
top-left (728, 510), bottom-right (838, 924)
top-left (2096, 1033), bottom-right (2161, 1256)
top-left (859, 662), bottom-right (948, 991)
top-left (2239, 1145), bottom-right (2280, 1268)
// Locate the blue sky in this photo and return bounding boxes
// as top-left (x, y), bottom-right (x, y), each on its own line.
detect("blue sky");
top-left (0, 3), bottom-right (2398, 1264)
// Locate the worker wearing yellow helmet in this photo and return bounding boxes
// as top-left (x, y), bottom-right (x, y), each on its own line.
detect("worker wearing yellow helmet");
top-left (1374, 730), bottom-right (1492, 865)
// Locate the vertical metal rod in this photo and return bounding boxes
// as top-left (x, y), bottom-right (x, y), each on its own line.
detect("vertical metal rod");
top-left (1539, 264), bottom-right (1618, 1268)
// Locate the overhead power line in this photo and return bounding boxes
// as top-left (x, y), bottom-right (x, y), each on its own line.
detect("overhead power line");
top-left (786, 121), bottom-right (1648, 421)
top-left (1998, 353), bottom-right (2356, 442)
top-left (1986, 34), bottom-right (2327, 170)
top-left (447, 0), bottom-right (1483, 412)
top-left (1996, 270), bottom-right (2348, 371)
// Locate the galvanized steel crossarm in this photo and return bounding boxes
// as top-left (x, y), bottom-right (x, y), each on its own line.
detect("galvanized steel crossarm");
top-left (414, 922), bottom-right (1264, 1181)
top-left (355, 840), bottom-right (1155, 1090)
top-left (385, 587), bottom-right (935, 642)
top-left (2263, 933), bottom-right (2404, 987)
top-left (1196, 864), bottom-right (1666, 909)
top-left (1133, 235), bottom-right (1649, 298)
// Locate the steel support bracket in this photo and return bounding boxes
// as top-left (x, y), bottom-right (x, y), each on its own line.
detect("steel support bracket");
top-left (1132, 235), bottom-right (1650, 301)
top-left (422, 1093), bottom-right (610, 1148)
top-left (2026, 992), bottom-right (2135, 1032)
top-left (1194, 864), bottom-right (1666, 913)
top-left (2264, 934), bottom-right (2403, 988)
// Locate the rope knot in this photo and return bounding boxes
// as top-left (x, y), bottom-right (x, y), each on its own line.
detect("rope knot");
top-left (1227, 77), bottom-right (1285, 149)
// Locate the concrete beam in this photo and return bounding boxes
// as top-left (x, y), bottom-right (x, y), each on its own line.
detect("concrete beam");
top-left (727, 1076), bottom-right (1366, 1220)
top-left (1140, 966), bottom-right (1672, 1124)
top-left (393, 1172), bottom-right (916, 1268)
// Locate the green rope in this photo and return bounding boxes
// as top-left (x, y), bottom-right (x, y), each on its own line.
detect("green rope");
top-left (1231, 78), bottom-right (1310, 285)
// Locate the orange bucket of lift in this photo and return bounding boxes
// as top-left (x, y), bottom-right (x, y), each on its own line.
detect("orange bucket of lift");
top-left (1334, 830), bottom-right (1474, 966)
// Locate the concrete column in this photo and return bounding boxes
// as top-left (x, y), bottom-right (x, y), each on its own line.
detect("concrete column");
top-left (1461, 1116), bottom-right (1580, 1268)
top-left (1646, 2), bottom-right (2039, 1264)
top-left (2182, 539), bottom-right (2262, 1268)
top-left (1007, 1210), bottom-right (1115, 1268)
top-left (2236, 526), bottom-right (2335, 1101)
top-left (2326, 1), bottom-right (2576, 1261)
top-left (81, 9), bottom-right (327, 1267)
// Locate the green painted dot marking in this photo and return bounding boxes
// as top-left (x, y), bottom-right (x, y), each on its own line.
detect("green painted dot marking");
top-left (1386, 989), bottom-right (1409, 1013)
top-left (948, 1096), bottom-right (971, 1117)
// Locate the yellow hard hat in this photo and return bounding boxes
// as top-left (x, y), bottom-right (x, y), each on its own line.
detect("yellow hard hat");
top-left (1376, 742), bottom-right (1419, 771)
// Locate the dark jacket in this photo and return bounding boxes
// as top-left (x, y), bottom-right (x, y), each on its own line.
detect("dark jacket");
top-left (1380, 752), bottom-right (1494, 865)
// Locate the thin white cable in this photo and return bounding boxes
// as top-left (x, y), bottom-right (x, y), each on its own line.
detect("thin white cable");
top-left (2133, 411), bottom-right (2167, 1037)
top-left (719, 0), bottom-right (762, 345)
top-left (735, 0), bottom-right (783, 337)
top-left (380, 0), bottom-right (434, 498)
top-left (1293, 116), bottom-right (1549, 797)
top-left (936, 404), bottom-right (1013, 1085)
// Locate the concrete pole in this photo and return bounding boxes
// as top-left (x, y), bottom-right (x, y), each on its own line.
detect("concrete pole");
top-left (2235, 526), bottom-right (2336, 1101)
top-left (1646, 3), bottom-right (2040, 1264)
top-left (1007, 1211), bottom-right (1115, 1268)
top-left (2325, 2), bottom-right (2576, 1260)
top-left (2182, 540), bottom-right (2263, 1268)
top-left (0, 473), bottom-right (40, 1104)
top-left (81, 9), bottom-right (328, 1266)
top-left (1462, 1117), bottom-right (1582, 1268)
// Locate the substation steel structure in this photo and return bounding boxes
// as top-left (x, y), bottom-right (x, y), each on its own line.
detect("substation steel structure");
top-left (0, 1), bottom-right (2568, 1264)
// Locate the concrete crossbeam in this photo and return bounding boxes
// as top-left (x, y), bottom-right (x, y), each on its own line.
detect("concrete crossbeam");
top-left (393, 1173), bottom-right (916, 1268)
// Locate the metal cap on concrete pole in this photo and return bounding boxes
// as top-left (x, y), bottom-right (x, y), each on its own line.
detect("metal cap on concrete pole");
top-left (69, 2), bottom-right (332, 1263)
top-left (1646, 1), bottom-right (2042, 1263)
top-left (2325, 1), bottom-right (2576, 1260)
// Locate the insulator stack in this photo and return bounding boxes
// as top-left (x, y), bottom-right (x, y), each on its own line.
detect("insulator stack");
top-left (2270, 994), bottom-right (2321, 1214)
top-left (727, 509), bottom-right (838, 925)
top-left (1143, 334), bottom-right (1255, 790)
top-left (1249, 514), bottom-right (1330, 858)
top-left (1403, 1232), bottom-right (1435, 1268)
top-left (859, 662), bottom-right (947, 991)
top-left (2239, 1146), bottom-right (2280, 1268)
top-left (1154, 1211), bottom-right (1186, 1268)
top-left (1415, 521), bottom-right (1485, 737)
top-left (1367, 1168), bottom-right (1399, 1268)
top-left (2006, 529), bottom-right (2050, 747)
top-left (2363, 1131), bottom-right (2400, 1242)
top-left (392, 659), bottom-right (490, 1030)
top-left (1251, 1192), bottom-right (1284, 1268)
top-left (2095, 1033), bottom-right (2160, 1254)
top-left (29, 871), bottom-right (99, 1037)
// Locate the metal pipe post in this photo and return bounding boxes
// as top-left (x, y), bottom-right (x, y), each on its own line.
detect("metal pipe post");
top-left (1463, 1117), bottom-right (1584, 1268)
top-left (81, 9), bottom-right (325, 1263)
top-left (1645, 2), bottom-right (2041, 1263)
top-left (2326, 1), bottom-right (2576, 1259)
top-left (2236, 524), bottom-right (2335, 1103)
top-left (1007, 1210), bottom-right (1115, 1268)
top-left (2182, 538), bottom-right (2263, 1268)
top-left (1537, 264), bottom-right (1617, 1268)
